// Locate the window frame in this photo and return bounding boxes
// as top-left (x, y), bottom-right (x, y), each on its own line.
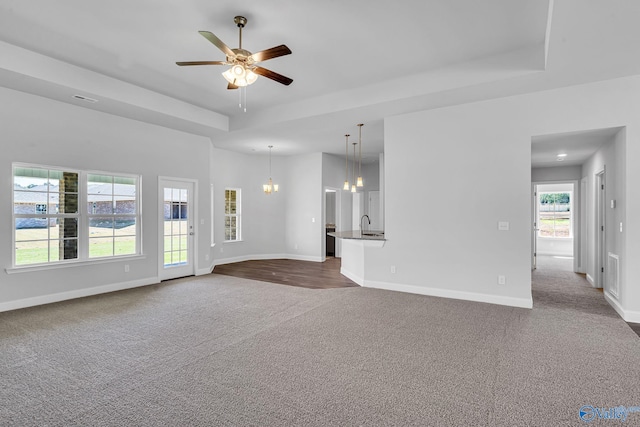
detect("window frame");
top-left (12, 163), bottom-right (142, 268)
top-left (224, 188), bottom-right (241, 242)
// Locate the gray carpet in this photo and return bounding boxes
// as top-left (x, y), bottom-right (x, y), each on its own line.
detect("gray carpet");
top-left (1, 267), bottom-right (640, 426)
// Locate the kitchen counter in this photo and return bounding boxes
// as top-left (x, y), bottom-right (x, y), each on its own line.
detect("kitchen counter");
top-left (329, 231), bottom-right (385, 286)
top-left (328, 230), bottom-right (385, 241)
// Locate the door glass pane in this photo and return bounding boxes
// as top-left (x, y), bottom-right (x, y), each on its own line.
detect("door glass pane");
top-left (538, 192), bottom-right (571, 238)
top-left (163, 186), bottom-right (190, 268)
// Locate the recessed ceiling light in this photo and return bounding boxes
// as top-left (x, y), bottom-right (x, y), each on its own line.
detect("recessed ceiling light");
top-left (557, 153), bottom-right (567, 157)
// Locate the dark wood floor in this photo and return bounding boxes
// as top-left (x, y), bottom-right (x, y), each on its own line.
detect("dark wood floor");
top-left (212, 257), bottom-right (359, 290)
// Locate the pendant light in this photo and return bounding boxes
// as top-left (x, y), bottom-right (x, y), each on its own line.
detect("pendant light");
top-left (356, 123), bottom-right (364, 187)
top-left (343, 134), bottom-right (350, 190)
top-left (263, 145), bottom-right (279, 194)
top-left (351, 142), bottom-right (357, 193)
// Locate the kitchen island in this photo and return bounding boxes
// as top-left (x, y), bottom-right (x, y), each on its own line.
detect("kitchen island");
top-left (328, 230), bottom-right (385, 286)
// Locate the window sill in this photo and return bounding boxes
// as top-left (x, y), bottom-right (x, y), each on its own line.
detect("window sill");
top-left (224, 240), bottom-right (243, 243)
top-left (5, 254), bottom-right (146, 275)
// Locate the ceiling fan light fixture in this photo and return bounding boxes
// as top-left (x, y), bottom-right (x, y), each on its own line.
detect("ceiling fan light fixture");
top-left (222, 65), bottom-right (258, 87)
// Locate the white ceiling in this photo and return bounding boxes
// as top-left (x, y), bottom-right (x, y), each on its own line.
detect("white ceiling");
top-left (1, 0), bottom-right (640, 160)
top-left (531, 127), bottom-right (622, 168)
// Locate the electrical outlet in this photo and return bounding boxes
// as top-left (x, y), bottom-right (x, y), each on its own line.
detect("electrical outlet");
top-left (220, 247), bottom-right (224, 253)
top-left (124, 264), bottom-right (130, 273)
top-left (294, 244), bottom-right (298, 250)
top-left (205, 254), bottom-right (209, 261)
top-left (498, 275), bottom-right (506, 285)
top-left (390, 265), bottom-right (396, 274)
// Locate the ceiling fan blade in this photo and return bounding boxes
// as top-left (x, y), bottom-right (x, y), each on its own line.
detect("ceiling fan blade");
top-left (198, 31), bottom-right (235, 57)
top-left (249, 45), bottom-right (292, 63)
top-left (227, 83), bottom-right (239, 90)
top-left (176, 61), bottom-right (226, 66)
top-left (253, 66), bottom-right (293, 86)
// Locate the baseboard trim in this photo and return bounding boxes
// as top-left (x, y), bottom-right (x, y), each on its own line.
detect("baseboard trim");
top-left (363, 280), bottom-right (533, 309)
top-left (214, 253), bottom-right (323, 266)
top-left (285, 254), bottom-right (324, 263)
top-left (214, 253), bottom-right (288, 266)
top-left (604, 291), bottom-right (640, 322)
top-left (196, 261), bottom-right (215, 276)
top-left (340, 267), bottom-right (364, 286)
top-left (586, 274), bottom-right (595, 286)
top-left (0, 276), bottom-right (160, 313)
top-left (625, 311), bottom-right (640, 323)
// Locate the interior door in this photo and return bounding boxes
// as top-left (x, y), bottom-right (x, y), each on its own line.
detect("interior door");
top-left (596, 171), bottom-right (606, 288)
top-left (160, 179), bottom-right (195, 280)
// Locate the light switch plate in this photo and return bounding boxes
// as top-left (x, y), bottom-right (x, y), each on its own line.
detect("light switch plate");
top-left (498, 221), bottom-right (510, 231)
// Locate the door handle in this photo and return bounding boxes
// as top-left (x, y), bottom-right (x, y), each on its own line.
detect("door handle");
top-left (189, 232), bottom-right (194, 235)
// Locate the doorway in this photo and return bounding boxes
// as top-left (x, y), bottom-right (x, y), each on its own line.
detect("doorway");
top-left (325, 189), bottom-right (337, 257)
top-left (159, 178), bottom-right (196, 280)
top-left (324, 187), bottom-right (342, 258)
top-left (533, 182), bottom-right (576, 272)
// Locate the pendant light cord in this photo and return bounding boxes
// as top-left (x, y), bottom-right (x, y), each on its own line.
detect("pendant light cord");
top-left (358, 124), bottom-right (363, 179)
top-left (344, 134), bottom-right (350, 185)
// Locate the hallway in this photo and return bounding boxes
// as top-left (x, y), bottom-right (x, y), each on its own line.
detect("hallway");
top-left (533, 254), bottom-right (640, 338)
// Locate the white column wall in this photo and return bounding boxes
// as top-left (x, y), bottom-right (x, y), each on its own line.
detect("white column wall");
top-left (364, 76), bottom-right (640, 318)
top-left (285, 153), bottom-right (323, 261)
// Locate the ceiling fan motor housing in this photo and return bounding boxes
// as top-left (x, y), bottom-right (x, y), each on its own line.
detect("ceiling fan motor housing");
top-left (234, 16), bottom-right (247, 28)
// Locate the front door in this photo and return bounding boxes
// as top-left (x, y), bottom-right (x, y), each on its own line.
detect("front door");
top-left (159, 179), bottom-right (195, 280)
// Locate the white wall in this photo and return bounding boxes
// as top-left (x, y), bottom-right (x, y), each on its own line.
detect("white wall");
top-left (285, 153), bottom-right (323, 261)
top-left (364, 76), bottom-right (640, 319)
top-left (211, 148), bottom-right (286, 263)
top-left (0, 87), bottom-right (212, 310)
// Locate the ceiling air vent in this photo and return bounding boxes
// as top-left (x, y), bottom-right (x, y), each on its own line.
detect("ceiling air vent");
top-left (72, 94), bottom-right (98, 103)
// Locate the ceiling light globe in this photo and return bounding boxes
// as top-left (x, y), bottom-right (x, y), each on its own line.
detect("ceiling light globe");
top-left (222, 69), bottom-right (236, 84)
top-left (232, 64), bottom-right (245, 77)
top-left (246, 70), bottom-right (258, 85)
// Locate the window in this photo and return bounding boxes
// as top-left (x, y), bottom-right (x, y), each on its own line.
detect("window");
top-left (224, 188), bottom-right (241, 241)
top-left (13, 164), bottom-right (140, 267)
top-left (538, 192), bottom-right (572, 238)
top-left (87, 174), bottom-right (138, 258)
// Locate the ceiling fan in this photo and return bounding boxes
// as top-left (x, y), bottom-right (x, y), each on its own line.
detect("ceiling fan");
top-left (176, 15), bottom-right (293, 90)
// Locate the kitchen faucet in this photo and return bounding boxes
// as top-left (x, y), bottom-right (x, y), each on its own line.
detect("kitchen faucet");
top-left (360, 214), bottom-right (370, 233)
